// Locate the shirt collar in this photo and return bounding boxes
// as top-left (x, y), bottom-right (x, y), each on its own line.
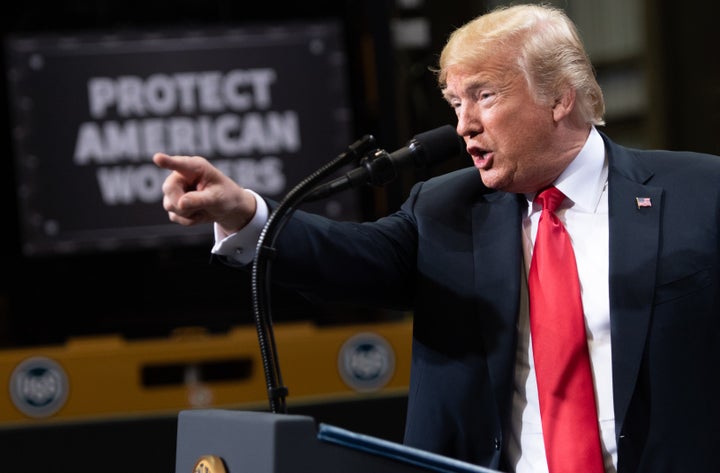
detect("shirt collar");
top-left (526, 126), bottom-right (607, 213)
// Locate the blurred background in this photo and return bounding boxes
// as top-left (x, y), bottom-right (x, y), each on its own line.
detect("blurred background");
top-left (0, 0), bottom-right (717, 471)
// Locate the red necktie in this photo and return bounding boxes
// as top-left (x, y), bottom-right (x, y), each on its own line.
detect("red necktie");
top-left (528, 186), bottom-right (604, 473)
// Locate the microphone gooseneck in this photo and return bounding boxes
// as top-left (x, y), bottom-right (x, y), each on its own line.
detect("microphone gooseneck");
top-left (251, 134), bottom-right (376, 414)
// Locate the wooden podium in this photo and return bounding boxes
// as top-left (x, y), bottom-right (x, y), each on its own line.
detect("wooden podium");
top-left (175, 409), bottom-right (500, 473)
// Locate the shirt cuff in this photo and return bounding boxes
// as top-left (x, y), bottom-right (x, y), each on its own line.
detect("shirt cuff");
top-left (211, 189), bottom-right (268, 265)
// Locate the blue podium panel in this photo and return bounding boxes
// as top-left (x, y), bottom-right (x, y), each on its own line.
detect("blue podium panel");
top-left (317, 423), bottom-right (500, 473)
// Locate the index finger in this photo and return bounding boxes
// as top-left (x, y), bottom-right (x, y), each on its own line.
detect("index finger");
top-left (152, 153), bottom-right (197, 174)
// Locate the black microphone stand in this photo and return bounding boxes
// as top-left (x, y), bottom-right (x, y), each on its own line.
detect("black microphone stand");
top-left (251, 135), bottom-right (376, 413)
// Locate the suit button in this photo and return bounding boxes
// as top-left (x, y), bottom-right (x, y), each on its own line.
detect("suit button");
top-left (493, 437), bottom-right (501, 450)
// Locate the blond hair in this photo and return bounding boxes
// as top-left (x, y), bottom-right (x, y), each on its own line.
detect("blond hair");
top-left (437, 3), bottom-right (605, 126)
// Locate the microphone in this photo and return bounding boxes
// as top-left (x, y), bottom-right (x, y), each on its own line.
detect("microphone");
top-left (305, 124), bottom-right (464, 201)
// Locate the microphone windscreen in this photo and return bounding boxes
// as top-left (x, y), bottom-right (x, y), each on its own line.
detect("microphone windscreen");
top-left (412, 124), bottom-right (465, 167)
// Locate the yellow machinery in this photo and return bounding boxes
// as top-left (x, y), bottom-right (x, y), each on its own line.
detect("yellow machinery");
top-left (0, 318), bottom-right (413, 426)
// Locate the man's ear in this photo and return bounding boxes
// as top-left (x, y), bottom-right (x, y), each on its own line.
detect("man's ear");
top-left (552, 87), bottom-right (576, 122)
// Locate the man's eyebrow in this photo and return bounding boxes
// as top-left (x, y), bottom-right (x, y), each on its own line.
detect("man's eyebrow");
top-left (442, 79), bottom-right (489, 102)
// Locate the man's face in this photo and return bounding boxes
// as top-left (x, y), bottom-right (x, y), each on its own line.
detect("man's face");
top-left (443, 60), bottom-right (564, 194)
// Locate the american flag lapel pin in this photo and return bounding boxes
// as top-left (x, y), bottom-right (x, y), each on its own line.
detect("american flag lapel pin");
top-left (636, 197), bottom-right (652, 208)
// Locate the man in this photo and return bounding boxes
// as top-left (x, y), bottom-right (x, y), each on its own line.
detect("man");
top-left (154, 4), bottom-right (720, 472)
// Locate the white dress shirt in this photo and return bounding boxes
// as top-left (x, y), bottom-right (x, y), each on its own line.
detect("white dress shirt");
top-left (507, 126), bottom-right (617, 473)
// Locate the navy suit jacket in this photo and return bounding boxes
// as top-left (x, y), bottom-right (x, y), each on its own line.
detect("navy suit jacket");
top-left (264, 133), bottom-right (720, 472)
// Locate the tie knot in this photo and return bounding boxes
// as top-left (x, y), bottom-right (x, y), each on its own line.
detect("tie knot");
top-left (535, 186), bottom-right (566, 213)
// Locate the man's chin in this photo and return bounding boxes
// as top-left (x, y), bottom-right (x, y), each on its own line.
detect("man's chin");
top-left (479, 169), bottom-right (504, 190)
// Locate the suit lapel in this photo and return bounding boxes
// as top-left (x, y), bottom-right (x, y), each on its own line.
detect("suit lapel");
top-left (472, 191), bottom-right (525, 422)
top-left (605, 137), bottom-right (662, 436)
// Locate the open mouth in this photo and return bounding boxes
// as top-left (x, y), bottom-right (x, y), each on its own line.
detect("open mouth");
top-left (469, 147), bottom-right (493, 169)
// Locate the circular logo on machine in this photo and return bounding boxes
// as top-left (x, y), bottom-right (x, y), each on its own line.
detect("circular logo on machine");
top-left (338, 332), bottom-right (395, 392)
top-left (9, 356), bottom-right (69, 418)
